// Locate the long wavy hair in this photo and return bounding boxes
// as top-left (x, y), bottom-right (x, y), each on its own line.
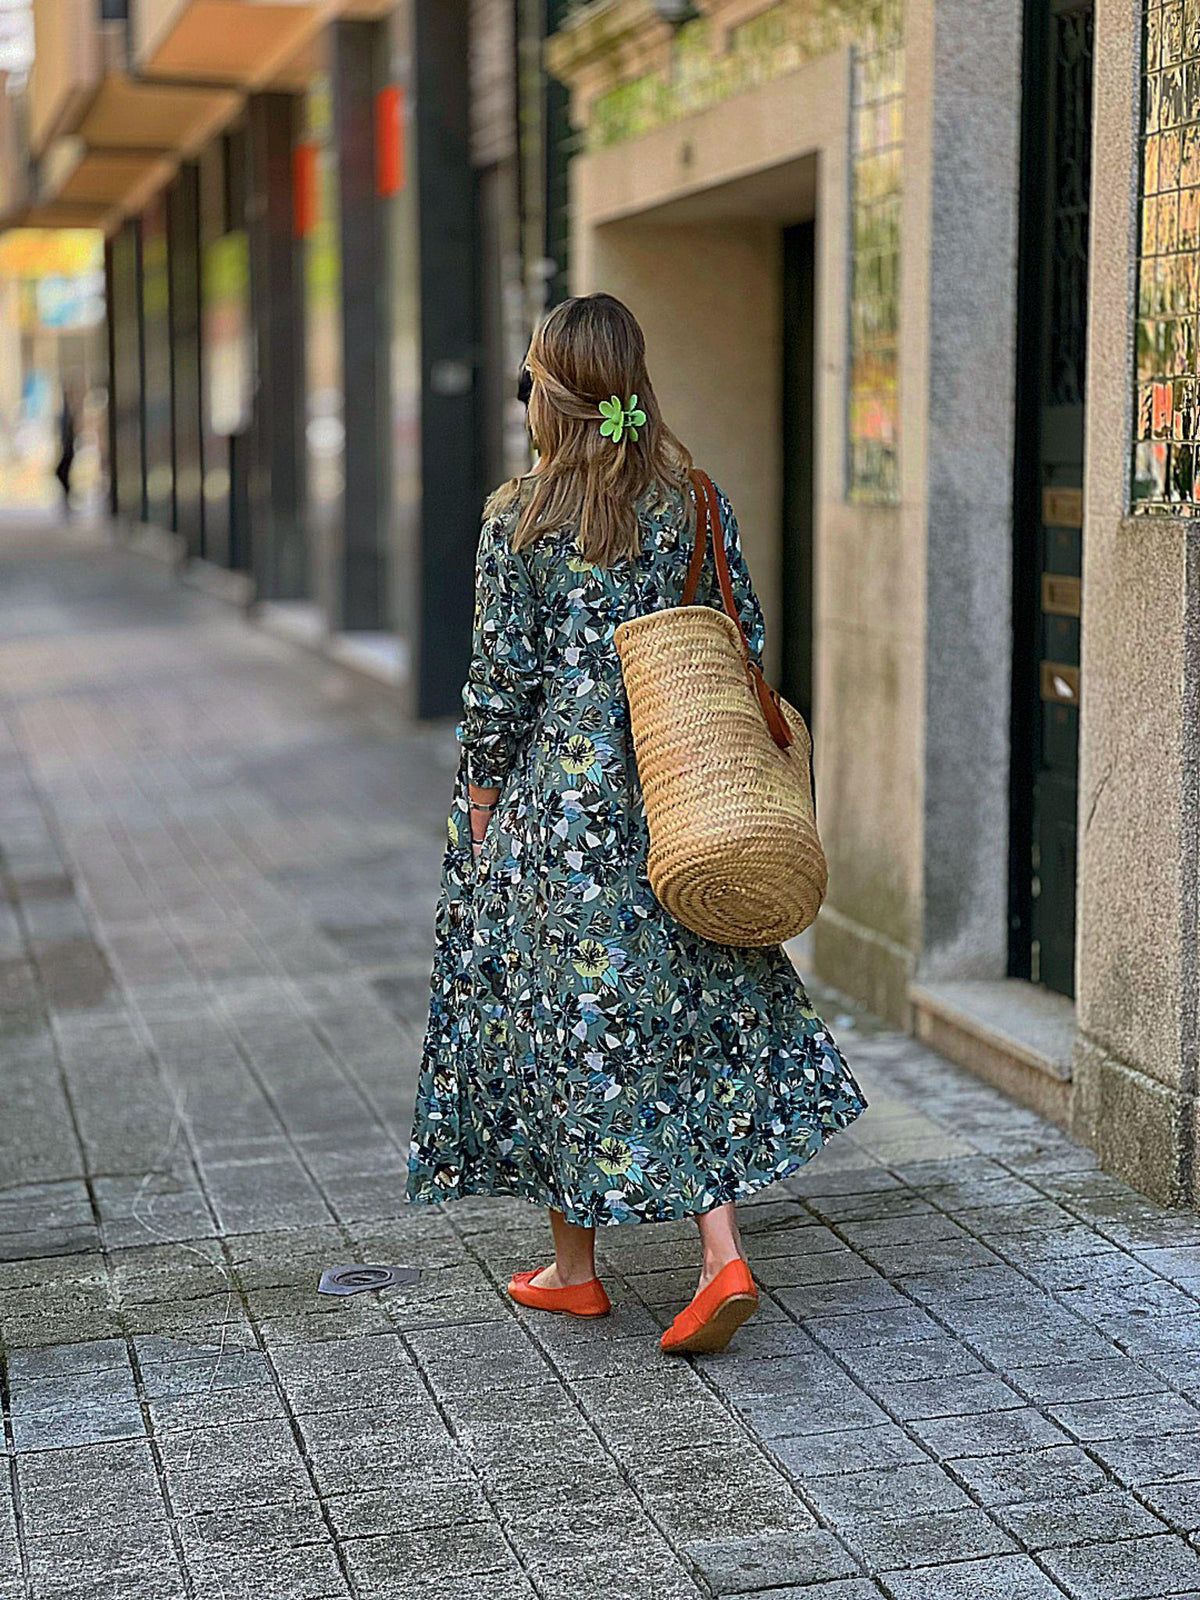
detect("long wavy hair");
top-left (487, 293), bottom-right (693, 566)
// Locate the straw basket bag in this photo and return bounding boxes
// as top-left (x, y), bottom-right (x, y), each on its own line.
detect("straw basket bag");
top-left (613, 470), bottom-right (827, 947)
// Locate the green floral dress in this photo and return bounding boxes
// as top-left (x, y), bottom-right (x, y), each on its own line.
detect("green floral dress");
top-left (405, 480), bottom-right (866, 1227)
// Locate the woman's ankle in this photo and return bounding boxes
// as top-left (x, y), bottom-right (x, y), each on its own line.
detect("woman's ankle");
top-left (699, 1246), bottom-right (744, 1286)
top-left (532, 1260), bottom-right (596, 1289)
top-left (546, 1210), bottom-right (597, 1288)
top-left (556, 1259), bottom-right (597, 1286)
top-left (695, 1200), bottom-right (745, 1285)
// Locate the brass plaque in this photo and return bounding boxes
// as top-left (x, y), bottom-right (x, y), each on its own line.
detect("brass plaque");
top-left (1043, 487), bottom-right (1084, 527)
top-left (1041, 661), bottom-right (1080, 705)
top-left (1042, 573), bottom-right (1082, 617)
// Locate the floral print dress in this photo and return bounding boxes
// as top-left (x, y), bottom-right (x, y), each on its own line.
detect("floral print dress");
top-left (405, 481), bottom-right (866, 1227)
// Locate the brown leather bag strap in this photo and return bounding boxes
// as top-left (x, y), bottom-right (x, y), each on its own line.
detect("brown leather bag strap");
top-left (697, 471), bottom-right (748, 649)
top-left (683, 470), bottom-right (743, 638)
top-left (687, 468), bottom-right (793, 752)
top-left (752, 662), bottom-right (794, 751)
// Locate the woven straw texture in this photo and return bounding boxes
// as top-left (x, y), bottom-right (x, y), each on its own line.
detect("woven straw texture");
top-left (615, 603), bottom-right (827, 948)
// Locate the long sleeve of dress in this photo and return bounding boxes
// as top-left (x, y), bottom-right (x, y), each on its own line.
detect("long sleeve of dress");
top-left (709, 483), bottom-right (766, 669)
top-left (457, 511), bottom-right (543, 789)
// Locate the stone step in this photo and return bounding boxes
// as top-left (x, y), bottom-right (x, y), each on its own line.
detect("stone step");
top-left (909, 978), bottom-right (1076, 1129)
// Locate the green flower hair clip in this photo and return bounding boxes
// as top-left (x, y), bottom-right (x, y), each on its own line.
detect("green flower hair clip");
top-left (598, 394), bottom-right (647, 445)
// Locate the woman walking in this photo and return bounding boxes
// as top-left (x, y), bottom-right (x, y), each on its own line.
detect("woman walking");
top-left (406, 293), bottom-right (865, 1353)
top-left (54, 384), bottom-right (78, 516)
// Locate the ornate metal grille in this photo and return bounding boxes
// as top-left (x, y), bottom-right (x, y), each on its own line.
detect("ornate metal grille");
top-left (1049, 9), bottom-right (1093, 407)
top-left (848, 0), bottom-right (904, 503)
top-left (1132, 0), bottom-right (1200, 516)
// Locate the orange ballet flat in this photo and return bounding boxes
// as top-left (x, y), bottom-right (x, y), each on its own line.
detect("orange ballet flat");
top-left (507, 1268), bottom-right (611, 1318)
top-left (660, 1259), bottom-right (759, 1354)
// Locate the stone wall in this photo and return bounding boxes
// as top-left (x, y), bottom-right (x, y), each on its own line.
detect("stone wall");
top-left (1074, 0), bottom-right (1200, 1206)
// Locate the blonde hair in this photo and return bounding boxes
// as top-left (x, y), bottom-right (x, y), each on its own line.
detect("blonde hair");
top-left (487, 293), bottom-right (693, 566)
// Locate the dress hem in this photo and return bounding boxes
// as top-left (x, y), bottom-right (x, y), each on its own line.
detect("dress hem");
top-left (404, 1101), bottom-right (865, 1228)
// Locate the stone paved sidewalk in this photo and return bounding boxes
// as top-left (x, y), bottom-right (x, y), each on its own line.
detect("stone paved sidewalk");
top-left (1, 517), bottom-right (1200, 1600)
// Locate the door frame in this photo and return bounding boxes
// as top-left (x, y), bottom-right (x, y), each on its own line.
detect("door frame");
top-left (1008, 0), bottom-right (1094, 990)
top-left (781, 217), bottom-right (817, 728)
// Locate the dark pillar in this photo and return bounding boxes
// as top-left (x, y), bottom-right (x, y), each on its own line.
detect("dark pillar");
top-left (168, 162), bottom-right (205, 562)
top-left (385, 0), bottom-right (479, 714)
top-left (103, 239), bottom-right (118, 518)
top-left (225, 123), bottom-right (253, 574)
top-left (247, 92), bottom-right (308, 599)
top-left (108, 220), bottom-right (145, 526)
top-left (411, 0), bottom-right (479, 717)
top-left (333, 19), bottom-right (389, 630)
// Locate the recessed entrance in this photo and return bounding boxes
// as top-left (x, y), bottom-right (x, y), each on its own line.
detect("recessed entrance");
top-left (587, 154), bottom-right (819, 694)
top-left (1011, 0), bottom-right (1095, 998)
top-left (781, 218), bottom-right (816, 727)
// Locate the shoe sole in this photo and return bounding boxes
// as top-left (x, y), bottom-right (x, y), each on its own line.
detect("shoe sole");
top-left (663, 1293), bottom-right (759, 1354)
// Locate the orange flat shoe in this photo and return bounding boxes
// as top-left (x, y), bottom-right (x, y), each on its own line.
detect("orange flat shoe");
top-left (507, 1268), bottom-right (611, 1318)
top-left (660, 1259), bottom-right (758, 1354)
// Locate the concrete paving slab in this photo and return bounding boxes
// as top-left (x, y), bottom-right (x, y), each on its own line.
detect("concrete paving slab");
top-left (1, 522), bottom-right (1198, 1598)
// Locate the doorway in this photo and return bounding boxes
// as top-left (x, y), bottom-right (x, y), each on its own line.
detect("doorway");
top-left (781, 219), bottom-right (816, 727)
top-left (1010, 0), bottom-right (1094, 998)
top-left (589, 152), bottom-right (819, 687)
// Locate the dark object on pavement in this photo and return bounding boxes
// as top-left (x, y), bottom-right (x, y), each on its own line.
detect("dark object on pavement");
top-left (317, 1264), bottom-right (420, 1296)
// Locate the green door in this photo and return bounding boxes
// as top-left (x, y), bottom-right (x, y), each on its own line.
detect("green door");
top-left (1011, 0), bottom-right (1094, 997)
top-left (781, 220), bottom-right (816, 729)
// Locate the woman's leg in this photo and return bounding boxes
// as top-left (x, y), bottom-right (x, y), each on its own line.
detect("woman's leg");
top-left (695, 1201), bottom-right (747, 1291)
top-left (531, 1208), bottom-right (598, 1288)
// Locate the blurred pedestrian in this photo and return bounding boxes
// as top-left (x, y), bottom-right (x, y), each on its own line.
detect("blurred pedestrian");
top-left (406, 294), bottom-right (866, 1354)
top-left (54, 384), bottom-right (78, 516)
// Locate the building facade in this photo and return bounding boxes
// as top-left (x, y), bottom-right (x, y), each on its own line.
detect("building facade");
top-left (4, 0), bottom-right (1198, 1205)
top-left (9, 0), bottom-right (566, 705)
top-left (546, 0), bottom-right (1200, 1207)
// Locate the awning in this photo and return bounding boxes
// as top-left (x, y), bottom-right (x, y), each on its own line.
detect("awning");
top-left (77, 74), bottom-right (239, 160)
top-left (24, 70), bottom-right (242, 232)
top-left (48, 148), bottom-right (175, 222)
top-left (7, 201), bottom-right (113, 231)
top-left (136, 0), bottom-right (339, 90)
